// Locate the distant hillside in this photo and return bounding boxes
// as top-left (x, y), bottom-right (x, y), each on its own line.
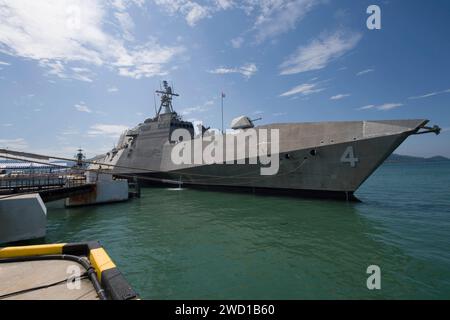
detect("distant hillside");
top-left (387, 154), bottom-right (450, 163)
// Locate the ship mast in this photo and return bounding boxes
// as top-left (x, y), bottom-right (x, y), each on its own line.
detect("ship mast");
top-left (75, 148), bottom-right (85, 168)
top-left (155, 80), bottom-right (179, 115)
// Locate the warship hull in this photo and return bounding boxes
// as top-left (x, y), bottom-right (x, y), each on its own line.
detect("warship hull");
top-left (95, 119), bottom-right (430, 200)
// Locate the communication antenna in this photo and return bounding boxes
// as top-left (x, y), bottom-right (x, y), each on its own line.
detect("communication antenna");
top-left (153, 92), bottom-right (158, 115)
top-left (171, 82), bottom-right (175, 109)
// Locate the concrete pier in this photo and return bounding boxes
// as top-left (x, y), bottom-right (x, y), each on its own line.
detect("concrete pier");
top-left (0, 259), bottom-right (99, 300)
top-left (0, 194), bottom-right (47, 244)
top-left (0, 242), bottom-right (138, 300)
top-left (65, 172), bottom-right (129, 207)
top-left (0, 173), bottom-right (132, 244)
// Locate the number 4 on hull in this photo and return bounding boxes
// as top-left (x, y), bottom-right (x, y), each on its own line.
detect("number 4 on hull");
top-left (341, 146), bottom-right (359, 168)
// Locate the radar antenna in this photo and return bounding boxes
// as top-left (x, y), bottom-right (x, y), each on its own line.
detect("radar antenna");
top-left (155, 80), bottom-right (179, 115)
top-left (75, 148), bottom-right (85, 168)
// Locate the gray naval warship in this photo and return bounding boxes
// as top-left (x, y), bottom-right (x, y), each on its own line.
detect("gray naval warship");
top-left (92, 81), bottom-right (440, 200)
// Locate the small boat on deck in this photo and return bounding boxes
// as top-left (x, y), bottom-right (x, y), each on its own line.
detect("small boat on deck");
top-left (0, 241), bottom-right (138, 300)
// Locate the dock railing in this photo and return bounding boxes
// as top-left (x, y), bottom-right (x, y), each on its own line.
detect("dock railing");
top-left (0, 170), bottom-right (88, 193)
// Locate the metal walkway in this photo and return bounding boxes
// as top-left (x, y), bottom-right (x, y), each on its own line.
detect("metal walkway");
top-left (0, 173), bottom-right (95, 203)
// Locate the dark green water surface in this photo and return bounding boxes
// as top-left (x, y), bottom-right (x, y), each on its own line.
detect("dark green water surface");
top-left (45, 162), bottom-right (450, 299)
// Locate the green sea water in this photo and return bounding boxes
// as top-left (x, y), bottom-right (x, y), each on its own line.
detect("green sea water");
top-left (45, 162), bottom-right (450, 299)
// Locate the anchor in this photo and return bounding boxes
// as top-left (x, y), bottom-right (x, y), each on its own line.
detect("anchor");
top-left (413, 124), bottom-right (441, 135)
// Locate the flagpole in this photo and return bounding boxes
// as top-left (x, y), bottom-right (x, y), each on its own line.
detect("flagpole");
top-left (221, 92), bottom-right (224, 134)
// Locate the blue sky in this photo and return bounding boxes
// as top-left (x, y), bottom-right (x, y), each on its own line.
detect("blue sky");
top-left (0, 0), bottom-right (449, 158)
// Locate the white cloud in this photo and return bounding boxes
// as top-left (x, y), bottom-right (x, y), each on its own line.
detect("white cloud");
top-left (2, 123), bottom-right (13, 127)
top-left (357, 103), bottom-right (403, 111)
top-left (88, 124), bottom-right (129, 137)
top-left (71, 67), bottom-right (95, 82)
top-left (358, 105), bottom-right (374, 110)
top-left (114, 11), bottom-right (135, 41)
top-left (377, 103), bottom-right (403, 110)
top-left (209, 63), bottom-right (257, 78)
top-left (410, 92), bottom-right (439, 99)
top-left (0, 61), bottom-right (10, 66)
top-left (74, 103), bottom-right (92, 113)
top-left (252, 0), bottom-right (319, 43)
top-left (0, 138), bottom-right (28, 150)
top-left (280, 82), bottom-right (325, 97)
top-left (111, 0), bottom-right (144, 41)
top-left (215, 0), bottom-right (234, 10)
top-left (61, 128), bottom-right (80, 135)
top-left (108, 86), bottom-right (119, 93)
top-left (181, 100), bottom-right (215, 115)
top-left (152, 1), bottom-right (321, 45)
top-left (154, 0), bottom-right (212, 26)
top-left (356, 68), bottom-right (374, 76)
top-left (115, 43), bottom-right (185, 79)
top-left (185, 2), bottom-right (209, 26)
top-left (39, 61), bottom-right (95, 83)
top-left (111, 0), bottom-right (146, 11)
top-left (280, 30), bottom-right (362, 75)
top-left (408, 89), bottom-right (450, 100)
top-left (181, 106), bottom-right (206, 115)
top-left (0, 1), bottom-right (184, 81)
top-left (230, 37), bottom-right (244, 48)
top-left (330, 93), bottom-right (350, 100)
